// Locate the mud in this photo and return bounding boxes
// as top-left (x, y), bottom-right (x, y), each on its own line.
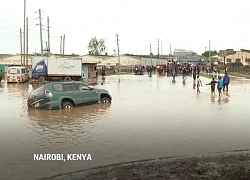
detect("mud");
top-left (41, 151), bottom-right (250, 180)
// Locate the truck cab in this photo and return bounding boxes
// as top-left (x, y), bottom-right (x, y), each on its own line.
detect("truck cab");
top-left (33, 60), bottom-right (47, 81)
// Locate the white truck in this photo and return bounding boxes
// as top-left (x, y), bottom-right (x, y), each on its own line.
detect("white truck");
top-left (32, 57), bottom-right (82, 82)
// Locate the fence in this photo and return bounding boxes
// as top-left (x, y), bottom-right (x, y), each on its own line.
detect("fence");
top-left (97, 65), bottom-right (135, 76)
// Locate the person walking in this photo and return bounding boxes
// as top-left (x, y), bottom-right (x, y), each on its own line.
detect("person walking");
top-left (0, 70), bottom-right (3, 82)
top-left (223, 72), bottom-right (230, 91)
top-left (101, 67), bottom-right (106, 80)
top-left (193, 71), bottom-right (196, 81)
top-left (217, 76), bottom-right (223, 97)
top-left (206, 77), bottom-right (218, 95)
top-left (196, 75), bottom-right (202, 93)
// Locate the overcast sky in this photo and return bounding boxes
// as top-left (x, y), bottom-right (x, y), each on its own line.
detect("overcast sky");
top-left (0, 0), bottom-right (249, 55)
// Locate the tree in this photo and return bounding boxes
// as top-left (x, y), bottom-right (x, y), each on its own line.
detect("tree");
top-left (88, 37), bottom-right (106, 55)
top-left (202, 50), bottom-right (218, 57)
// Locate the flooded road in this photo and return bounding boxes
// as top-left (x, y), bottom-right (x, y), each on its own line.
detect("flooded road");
top-left (1, 74), bottom-right (250, 180)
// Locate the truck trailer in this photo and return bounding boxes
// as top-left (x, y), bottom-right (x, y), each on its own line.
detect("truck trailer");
top-left (32, 57), bottom-right (82, 83)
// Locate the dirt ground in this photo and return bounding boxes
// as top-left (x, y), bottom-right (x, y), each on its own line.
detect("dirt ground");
top-left (42, 151), bottom-right (250, 180)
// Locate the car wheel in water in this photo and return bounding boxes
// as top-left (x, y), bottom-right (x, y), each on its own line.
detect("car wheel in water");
top-left (101, 97), bottom-right (111, 103)
top-left (61, 102), bottom-right (74, 109)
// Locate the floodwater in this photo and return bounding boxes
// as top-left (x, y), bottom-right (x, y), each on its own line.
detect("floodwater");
top-left (1, 74), bottom-right (250, 180)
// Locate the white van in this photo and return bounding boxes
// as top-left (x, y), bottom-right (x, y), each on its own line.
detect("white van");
top-left (7, 66), bottom-right (29, 83)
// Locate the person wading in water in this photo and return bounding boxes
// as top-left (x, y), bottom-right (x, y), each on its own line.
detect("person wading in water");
top-left (0, 70), bottom-right (3, 82)
top-left (223, 72), bottom-right (230, 91)
top-left (206, 77), bottom-right (218, 95)
top-left (193, 71), bottom-right (196, 82)
top-left (217, 76), bottom-right (223, 97)
top-left (196, 75), bottom-right (202, 93)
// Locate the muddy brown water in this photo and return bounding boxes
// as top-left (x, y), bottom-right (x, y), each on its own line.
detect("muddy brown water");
top-left (0, 74), bottom-right (250, 180)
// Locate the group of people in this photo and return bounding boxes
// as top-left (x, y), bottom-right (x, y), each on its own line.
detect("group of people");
top-left (134, 66), bottom-right (145, 75)
top-left (195, 70), bottom-right (230, 96)
top-left (165, 64), bottom-right (230, 97)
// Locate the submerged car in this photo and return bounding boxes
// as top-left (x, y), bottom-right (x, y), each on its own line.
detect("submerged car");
top-left (27, 81), bottom-right (112, 110)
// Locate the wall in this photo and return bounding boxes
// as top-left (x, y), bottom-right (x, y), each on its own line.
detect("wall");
top-left (82, 64), bottom-right (89, 78)
top-left (88, 64), bottom-right (97, 78)
top-left (0, 55), bottom-right (32, 65)
top-left (140, 57), bottom-right (177, 66)
top-left (225, 51), bottom-right (250, 66)
top-left (99, 55), bottom-right (140, 66)
top-left (0, 64), bottom-right (4, 72)
top-left (82, 63), bottom-right (97, 79)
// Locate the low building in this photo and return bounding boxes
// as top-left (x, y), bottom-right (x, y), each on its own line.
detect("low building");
top-left (0, 55), bottom-right (33, 66)
top-left (99, 55), bottom-right (141, 66)
top-left (219, 49), bottom-right (236, 57)
top-left (174, 49), bottom-right (195, 56)
top-left (80, 55), bottom-right (114, 64)
top-left (225, 49), bottom-right (250, 66)
top-left (82, 63), bottom-right (97, 79)
top-left (140, 56), bottom-right (177, 66)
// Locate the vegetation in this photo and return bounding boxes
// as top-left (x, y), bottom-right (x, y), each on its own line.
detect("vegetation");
top-left (202, 50), bottom-right (218, 57)
top-left (199, 73), bottom-right (212, 78)
top-left (88, 37), bottom-right (106, 55)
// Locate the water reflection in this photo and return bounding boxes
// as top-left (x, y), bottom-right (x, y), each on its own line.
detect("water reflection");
top-left (223, 91), bottom-right (229, 96)
top-left (193, 82), bottom-right (196, 90)
top-left (218, 97), bottom-right (222, 103)
top-left (211, 95), bottom-right (215, 102)
top-left (7, 82), bottom-right (29, 92)
top-left (27, 104), bottom-right (111, 130)
top-left (118, 78), bottom-right (120, 89)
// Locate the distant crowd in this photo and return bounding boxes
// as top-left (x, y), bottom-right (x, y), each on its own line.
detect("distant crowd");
top-left (133, 63), bottom-right (230, 97)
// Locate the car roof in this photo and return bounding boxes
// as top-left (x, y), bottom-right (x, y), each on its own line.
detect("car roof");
top-left (45, 81), bottom-right (87, 85)
top-left (8, 66), bottom-right (27, 69)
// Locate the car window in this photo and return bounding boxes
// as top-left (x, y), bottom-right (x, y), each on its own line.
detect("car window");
top-left (75, 83), bottom-right (88, 90)
top-left (63, 84), bottom-right (78, 91)
top-left (52, 84), bottom-right (63, 91)
top-left (8, 68), bottom-right (20, 74)
top-left (35, 65), bottom-right (44, 72)
top-left (29, 85), bottom-right (45, 98)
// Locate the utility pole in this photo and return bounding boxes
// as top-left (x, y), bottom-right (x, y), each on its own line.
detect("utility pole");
top-left (36, 9), bottom-right (44, 55)
top-left (23, 0), bottom-right (26, 66)
top-left (20, 28), bottom-right (23, 66)
top-left (62, 34), bottom-right (65, 57)
top-left (115, 34), bottom-right (121, 74)
top-left (161, 40), bottom-right (162, 59)
top-left (45, 41), bottom-right (48, 55)
top-left (150, 43), bottom-right (153, 65)
top-left (26, 17), bottom-right (28, 68)
top-left (60, 36), bottom-right (62, 57)
top-left (157, 38), bottom-right (159, 59)
top-left (47, 17), bottom-right (50, 55)
top-left (170, 44), bottom-right (172, 55)
top-left (209, 39), bottom-right (211, 65)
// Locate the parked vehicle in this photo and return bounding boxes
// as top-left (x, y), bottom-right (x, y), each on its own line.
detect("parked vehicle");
top-left (32, 58), bottom-right (82, 83)
top-left (6, 66), bottom-right (29, 83)
top-left (27, 81), bottom-right (112, 110)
